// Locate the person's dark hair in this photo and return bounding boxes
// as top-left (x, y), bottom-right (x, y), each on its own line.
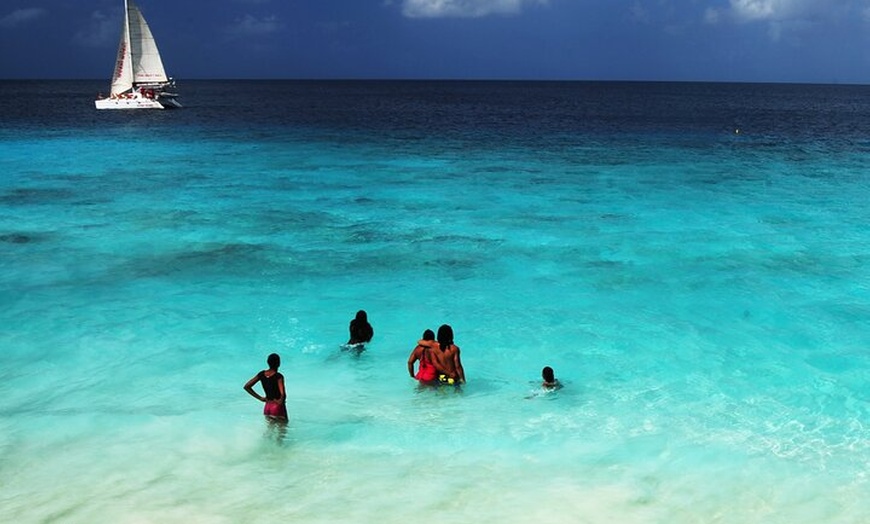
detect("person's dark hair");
top-left (422, 329), bottom-right (435, 341)
top-left (267, 353), bottom-right (281, 370)
top-left (542, 366), bottom-right (555, 383)
top-left (437, 324), bottom-right (453, 350)
top-left (349, 310), bottom-right (373, 344)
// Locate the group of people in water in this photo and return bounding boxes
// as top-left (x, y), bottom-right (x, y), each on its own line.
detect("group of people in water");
top-left (244, 309), bottom-right (560, 421)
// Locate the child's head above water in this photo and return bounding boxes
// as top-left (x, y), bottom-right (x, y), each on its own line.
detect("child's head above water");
top-left (542, 366), bottom-right (560, 388)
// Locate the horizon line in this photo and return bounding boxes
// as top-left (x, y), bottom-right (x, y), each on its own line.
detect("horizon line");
top-left (2, 77), bottom-right (869, 87)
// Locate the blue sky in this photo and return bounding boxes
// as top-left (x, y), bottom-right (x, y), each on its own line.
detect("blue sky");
top-left (2, 0), bottom-right (870, 82)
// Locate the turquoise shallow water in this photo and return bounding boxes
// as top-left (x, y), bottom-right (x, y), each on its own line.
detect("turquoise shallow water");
top-left (1, 81), bottom-right (869, 523)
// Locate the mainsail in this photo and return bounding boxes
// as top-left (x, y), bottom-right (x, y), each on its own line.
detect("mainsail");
top-left (128, 0), bottom-right (168, 84)
top-left (108, 0), bottom-right (168, 96)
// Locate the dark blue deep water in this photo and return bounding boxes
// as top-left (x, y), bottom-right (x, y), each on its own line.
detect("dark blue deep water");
top-left (8, 80), bottom-right (870, 140)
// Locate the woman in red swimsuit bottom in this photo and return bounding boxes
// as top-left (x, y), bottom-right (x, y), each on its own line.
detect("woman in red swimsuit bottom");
top-left (244, 353), bottom-right (288, 420)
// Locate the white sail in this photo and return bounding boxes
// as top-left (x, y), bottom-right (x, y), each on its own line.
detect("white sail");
top-left (109, 8), bottom-right (133, 96)
top-left (127, 0), bottom-right (168, 84)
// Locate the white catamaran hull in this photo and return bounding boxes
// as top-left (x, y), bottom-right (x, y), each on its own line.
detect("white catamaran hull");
top-left (94, 92), bottom-right (181, 110)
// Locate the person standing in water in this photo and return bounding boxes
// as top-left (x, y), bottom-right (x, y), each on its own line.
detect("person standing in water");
top-left (244, 353), bottom-right (288, 420)
top-left (425, 324), bottom-right (465, 385)
top-left (407, 329), bottom-right (438, 382)
top-left (348, 310), bottom-right (374, 345)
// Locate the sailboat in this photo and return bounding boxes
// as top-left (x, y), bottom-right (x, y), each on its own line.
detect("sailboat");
top-left (95, 0), bottom-right (181, 109)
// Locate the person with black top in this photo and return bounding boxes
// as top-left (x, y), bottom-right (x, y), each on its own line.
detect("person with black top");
top-left (244, 353), bottom-right (288, 420)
